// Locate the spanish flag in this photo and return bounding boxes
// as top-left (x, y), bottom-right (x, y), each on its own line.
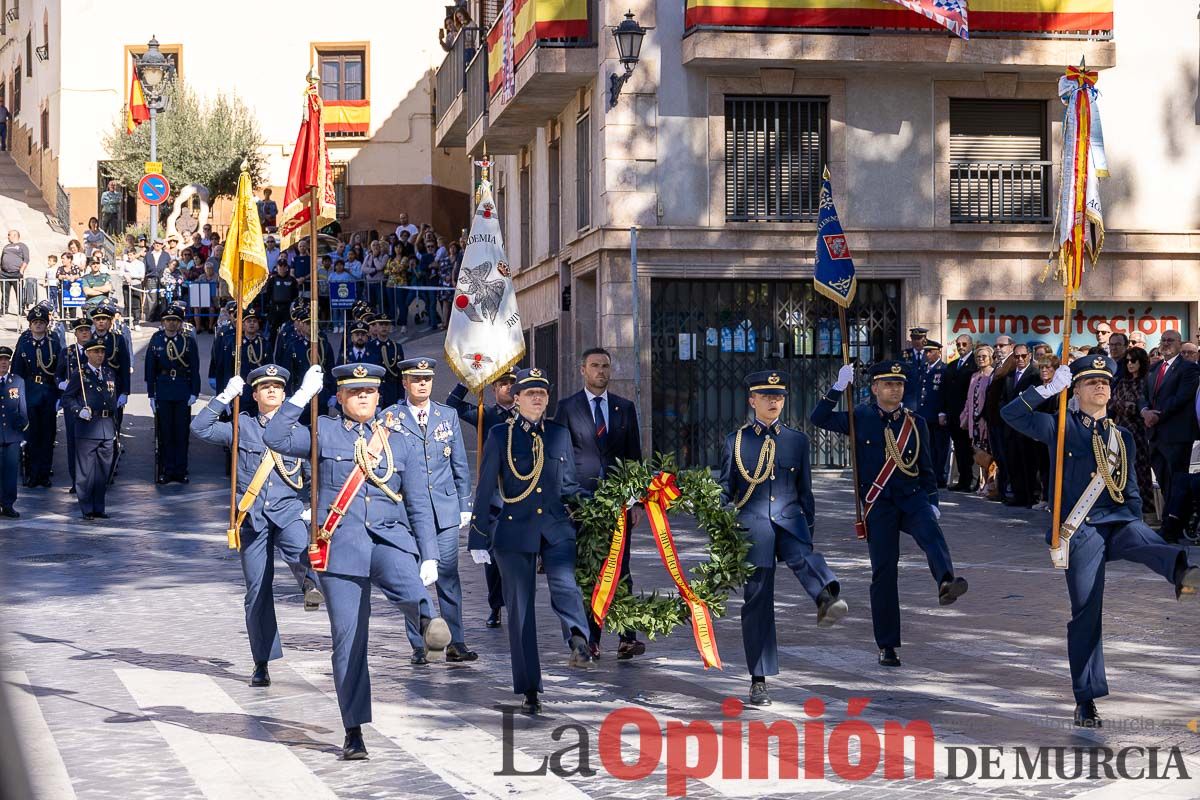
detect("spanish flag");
top-left (125, 70), bottom-right (149, 135)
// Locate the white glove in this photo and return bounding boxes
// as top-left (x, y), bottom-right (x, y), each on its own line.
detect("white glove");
top-left (78, 407), bottom-right (92, 421)
top-left (290, 365), bottom-right (325, 407)
top-left (938, 412), bottom-right (947, 426)
top-left (931, 505), bottom-right (942, 521)
top-left (117, 394), bottom-right (127, 408)
top-left (57, 380), bottom-right (68, 391)
top-left (187, 395), bottom-right (197, 406)
top-left (419, 559), bottom-right (439, 585)
top-left (833, 364), bottom-right (855, 391)
top-left (470, 549), bottom-right (492, 565)
top-left (459, 512), bottom-right (472, 529)
top-left (208, 378), bottom-right (218, 392)
top-left (300, 508), bottom-right (311, 523)
top-left (216, 376), bottom-right (245, 405)
top-left (150, 398), bottom-right (156, 413)
top-left (1034, 365), bottom-right (1073, 399)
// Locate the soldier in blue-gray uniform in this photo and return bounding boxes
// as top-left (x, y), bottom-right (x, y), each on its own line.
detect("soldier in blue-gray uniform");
top-left (1002, 355), bottom-right (1199, 728)
top-left (89, 302), bottom-right (131, 406)
top-left (12, 305), bottom-right (61, 488)
top-left (208, 302), bottom-right (238, 395)
top-left (366, 313), bottom-right (404, 407)
top-left (389, 356), bottom-right (476, 664)
top-left (264, 362), bottom-right (449, 761)
top-left (447, 369), bottom-right (518, 628)
top-left (145, 302), bottom-right (201, 484)
top-left (915, 341), bottom-right (950, 488)
top-left (279, 303), bottom-right (335, 413)
top-left (467, 367), bottom-right (594, 716)
top-left (720, 370), bottom-right (847, 707)
top-left (56, 318), bottom-right (94, 491)
top-left (212, 307), bottom-right (273, 417)
top-left (62, 340), bottom-right (121, 520)
top-left (812, 360), bottom-right (968, 668)
top-left (336, 319), bottom-right (382, 369)
top-left (192, 364), bottom-right (324, 688)
top-left (0, 346), bottom-right (27, 517)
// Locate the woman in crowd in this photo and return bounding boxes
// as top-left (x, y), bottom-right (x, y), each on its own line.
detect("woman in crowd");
top-left (1109, 345), bottom-right (1155, 505)
top-left (160, 258), bottom-right (185, 308)
top-left (82, 218), bottom-right (107, 259)
top-left (961, 344), bottom-right (996, 498)
top-left (66, 239), bottom-right (87, 270)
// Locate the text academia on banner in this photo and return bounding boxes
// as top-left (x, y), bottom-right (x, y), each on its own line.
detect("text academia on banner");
top-left (278, 77), bottom-right (337, 251)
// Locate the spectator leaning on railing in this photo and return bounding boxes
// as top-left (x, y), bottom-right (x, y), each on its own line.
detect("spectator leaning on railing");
top-left (0, 230), bottom-right (29, 317)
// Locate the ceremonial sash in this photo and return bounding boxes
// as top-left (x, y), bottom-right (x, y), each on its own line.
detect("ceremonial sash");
top-left (591, 472), bottom-right (722, 669)
top-left (857, 412), bottom-right (917, 540)
top-left (227, 451), bottom-right (278, 550)
top-left (1053, 425), bottom-right (1120, 570)
top-left (310, 423), bottom-right (391, 572)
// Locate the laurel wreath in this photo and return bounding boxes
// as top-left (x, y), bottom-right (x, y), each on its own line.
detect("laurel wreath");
top-left (573, 453), bottom-right (755, 639)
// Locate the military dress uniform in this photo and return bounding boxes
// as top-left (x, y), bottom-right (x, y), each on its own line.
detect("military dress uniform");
top-left (811, 360), bottom-right (968, 667)
top-left (145, 303), bottom-right (202, 483)
top-left (467, 367), bottom-right (593, 714)
top-left (367, 314), bottom-right (404, 407)
top-left (213, 307), bottom-right (274, 417)
top-left (1001, 355), bottom-right (1199, 727)
top-left (263, 362), bottom-right (449, 760)
top-left (11, 306), bottom-right (61, 487)
top-left (0, 347), bottom-right (28, 517)
top-left (915, 342), bottom-right (950, 487)
top-left (208, 314), bottom-right (236, 394)
top-left (336, 320), bottom-right (383, 370)
top-left (56, 321), bottom-right (93, 487)
top-left (719, 371), bottom-right (846, 706)
top-left (90, 303), bottom-right (131, 481)
top-left (389, 358), bottom-right (476, 663)
top-left (280, 305), bottom-right (336, 411)
top-left (62, 341), bottom-right (119, 519)
top-left (191, 364), bottom-right (324, 686)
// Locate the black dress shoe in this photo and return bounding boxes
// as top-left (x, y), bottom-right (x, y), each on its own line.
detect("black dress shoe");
top-left (878, 647), bottom-right (901, 667)
top-left (410, 649), bottom-right (428, 666)
top-left (180, 475), bottom-right (189, 484)
top-left (749, 680), bottom-right (772, 706)
top-left (521, 692), bottom-right (542, 715)
top-left (93, 512), bottom-right (110, 520)
top-left (1175, 565), bottom-right (1199, 600)
top-left (303, 581), bottom-right (324, 612)
top-left (485, 609), bottom-right (502, 628)
top-left (342, 727), bottom-right (369, 760)
top-left (446, 643), bottom-right (478, 662)
top-left (0, 508), bottom-right (18, 518)
top-left (569, 636), bottom-right (594, 669)
top-left (939, 576), bottom-right (969, 606)
top-left (39, 479), bottom-right (52, 488)
top-left (156, 475), bottom-right (168, 485)
top-left (81, 512), bottom-right (95, 521)
top-left (1073, 700), bottom-right (1102, 728)
top-left (816, 588), bottom-right (849, 628)
top-left (68, 486), bottom-right (76, 494)
top-left (616, 639), bottom-right (646, 660)
top-left (250, 662), bottom-right (270, 687)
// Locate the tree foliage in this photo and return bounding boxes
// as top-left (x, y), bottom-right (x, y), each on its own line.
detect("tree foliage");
top-left (103, 81), bottom-right (267, 201)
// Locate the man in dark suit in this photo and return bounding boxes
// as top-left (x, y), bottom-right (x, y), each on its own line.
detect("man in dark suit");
top-left (944, 334), bottom-right (977, 491)
top-left (1001, 343), bottom-right (1042, 507)
top-left (554, 347), bottom-right (645, 659)
top-left (1140, 329), bottom-right (1200, 514)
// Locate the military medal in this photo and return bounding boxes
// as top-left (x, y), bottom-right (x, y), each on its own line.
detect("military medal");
top-left (443, 445), bottom-right (452, 457)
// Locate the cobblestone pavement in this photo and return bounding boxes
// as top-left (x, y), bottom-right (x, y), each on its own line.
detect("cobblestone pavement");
top-left (2, 330), bottom-right (1199, 799)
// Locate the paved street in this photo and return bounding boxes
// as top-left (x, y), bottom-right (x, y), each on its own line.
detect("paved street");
top-left (2, 328), bottom-right (1199, 799)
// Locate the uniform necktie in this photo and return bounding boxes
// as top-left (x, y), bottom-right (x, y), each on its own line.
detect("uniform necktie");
top-left (418, 408), bottom-right (427, 431)
top-left (593, 396), bottom-right (606, 441)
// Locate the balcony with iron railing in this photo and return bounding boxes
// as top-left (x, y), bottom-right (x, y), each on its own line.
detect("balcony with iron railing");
top-left (682, 0), bottom-right (1115, 72)
top-left (434, 25), bottom-right (481, 149)
top-left (465, 47), bottom-right (490, 154)
top-left (950, 160), bottom-right (1053, 224)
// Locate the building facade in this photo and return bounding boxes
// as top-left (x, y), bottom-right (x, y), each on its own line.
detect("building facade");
top-left (435, 0), bottom-right (1200, 467)
top-left (0, 0), bottom-right (470, 241)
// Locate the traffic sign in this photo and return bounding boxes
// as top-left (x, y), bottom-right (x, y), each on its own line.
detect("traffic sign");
top-left (138, 173), bottom-right (170, 206)
top-left (144, 161), bottom-right (163, 175)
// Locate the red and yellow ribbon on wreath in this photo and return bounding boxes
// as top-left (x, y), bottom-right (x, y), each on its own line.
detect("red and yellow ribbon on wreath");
top-left (590, 472), bottom-right (723, 669)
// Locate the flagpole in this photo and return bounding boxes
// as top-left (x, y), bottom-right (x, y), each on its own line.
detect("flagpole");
top-left (1050, 293), bottom-right (1072, 552)
top-left (229, 255), bottom-right (243, 549)
top-left (838, 306), bottom-right (866, 537)
top-left (476, 398), bottom-right (484, 473)
top-left (308, 186), bottom-right (321, 550)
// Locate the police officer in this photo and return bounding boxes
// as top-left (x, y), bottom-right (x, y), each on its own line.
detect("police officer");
top-left (467, 367), bottom-right (593, 715)
top-left (811, 360), bottom-right (968, 668)
top-left (264, 362), bottom-right (449, 761)
top-left (720, 370), bottom-right (847, 706)
top-left (12, 305), bottom-right (61, 488)
top-left (192, 364), bottom-right (324, 687)
top-left (391, 357), bottom-right (476, 664)
top-left (446, 369), bottom-right (517, 628)
top-left (1001, 355), bottom-right (1199, 727)
top-left (280, 303), bottom-right (335, 412)
top-left (0, 346), bottom-right (27, 517)
top-left (366, 312), bottom-right (404, 407)
top-left (63, 340), bottom-right (120, 519)
top-left (56, 318), bottom-right (93, 491)
top-left (145, 301), bottom-right (201, 484)
top-left (916, 341), bottom-right (950, 488)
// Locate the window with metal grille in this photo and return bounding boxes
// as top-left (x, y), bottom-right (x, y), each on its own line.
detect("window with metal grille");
top-left (950, 99), bottom-right (1050, 224)
top-left (319, 51), bottom-right (364, 102)
top-left (725, 96), bottom-right (827, 223)
top-left (575, 111), bottom-right (590, 230)
top-left (330, 162), bottom-right (348, 219)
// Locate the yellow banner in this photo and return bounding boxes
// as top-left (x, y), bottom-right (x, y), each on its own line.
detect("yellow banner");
top-left (219, 169), bottom-right (269, 309)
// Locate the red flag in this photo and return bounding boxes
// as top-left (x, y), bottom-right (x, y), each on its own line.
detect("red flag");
top-left (125, 70), bottom-right (150, 135)
top-left (886, 0), bottom-right (969, 39)
top-left (278, 78), bottom-right (336, 250)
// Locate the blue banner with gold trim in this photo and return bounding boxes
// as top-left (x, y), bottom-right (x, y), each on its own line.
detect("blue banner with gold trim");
top-left (814, 167), bottom-right (857, 308)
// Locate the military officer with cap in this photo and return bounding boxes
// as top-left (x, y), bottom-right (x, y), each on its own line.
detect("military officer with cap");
top-left (192, 363), bottom-right (324, 688)
top-left (467, 367), bottom-right (594, 715)
top-left (12, 304), bottom-right (61, 488)
top-left (446, 369), bottom-right (518, 628)
top-left (916, 340), bottom-right (950, 488)
top-left (215, 306), bottom-right (273, 417)
top-left (146, 301), bottom-right (201, 483)
top-left (903, 327), bottom-right (929, 406)
top-left (366, 312), bottom-right (404, 407)
top-left (63, 339), bottom-right (120, 519)
top-left (1002, 354), bottom-right (1199, 727)
top-left (56, 317), bottom-right (94, 490)
top-left (264, 361), bottom-right (449, 760)
top-left (89, 302), bottom-right (131, 408)
top-left (0, 345), bottom-right (27, 518)
top-left (338, 319), bottom-right (382, 369)
top-left (720, 370), bottom-right (847, 707)
top-left (812, 360), bottom-right (968, 667)
top-left (271, 299), bottom-right (306, 363)
top-left (208, 301), bottom-right (239, 395)
top-left (390, 356), bottom-right (476, 664)
top-left (280, 303), bottom-right (335, 412)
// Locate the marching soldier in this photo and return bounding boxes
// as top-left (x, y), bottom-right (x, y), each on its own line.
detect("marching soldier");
top-left (90, 302), bottom-right (131, 481)
top-left (214, 306), bottom-right (273, 417)
top-left (720, 370), bottom-right (847, 707)
top-left (208, 301), bottom-right (238, 395)
top-left (192, 364), bottom-right (325, 687)
top-left (915, 341), bottom-right (950, 488)
top-left (56, 318), bottom-right (93, 492)
top-left (0, 346), bottom-right (27, 518)
top-left (367, 312), bottom-right (404, 407)
top-left (811, 360), bottom-right (968, 668)
top-left (446, 369), bottom-right (518, 628)
top-left (280, 303), bottom-right (335, 413)
top-left (271, 298), bottom-right (307, 364)
top-left (391, 357), bottom-right (476, 664)
top-left (12, 305), bottom-right (61, 488)
top-left (145, 302), bottom-right (201, 484)
top-left (63, 340), bottom-right (120, 520)
top-left (467, 367), bottom-right (594, 715)
top-left (264, 362), bottom-right (449, 760)
top-left (1001, 355), bottom-right (1199, 727)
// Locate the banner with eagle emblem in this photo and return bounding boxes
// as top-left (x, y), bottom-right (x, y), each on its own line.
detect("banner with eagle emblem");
top-left (444, 181), bottom-right (526, 393)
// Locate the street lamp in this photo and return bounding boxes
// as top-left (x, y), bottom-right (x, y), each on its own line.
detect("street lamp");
top-left (134, 35), bottom-right (176, 238)
top-left (607, 10), bottom-right (646, 109)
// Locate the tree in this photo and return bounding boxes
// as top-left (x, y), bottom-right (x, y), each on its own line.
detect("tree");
top-left (103, 81), bottom-right (267, 201)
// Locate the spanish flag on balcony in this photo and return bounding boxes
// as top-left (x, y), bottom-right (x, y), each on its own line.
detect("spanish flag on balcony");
top-left (322, 100), bottom-right (370, 136)
top-left (487, 0), bottom-right (590, 96)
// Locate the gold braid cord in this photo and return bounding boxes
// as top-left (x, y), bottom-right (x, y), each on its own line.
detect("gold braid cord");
top-left (500, 421), bottom-right (544, 504)
top-left (245, 337), bottom-right (266, 368)
top-left (884, 425), bottom-right (920, 477)
top-left (35, 341), bottom-right (56, 375)
top-left (1093, 426), bottom-right (1128, 503)
top-left (270, 451), bottom-right (305, 490)
top-left (353, 427), bottom-right (403, 502)
top-left (733, 428), bottom-right (775, 509)
top-left (166, 335), bottom-right (189, 366)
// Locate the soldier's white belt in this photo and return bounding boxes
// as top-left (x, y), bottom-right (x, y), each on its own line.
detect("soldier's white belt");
top-left (1052, 425), bottom-right (1120, 570)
